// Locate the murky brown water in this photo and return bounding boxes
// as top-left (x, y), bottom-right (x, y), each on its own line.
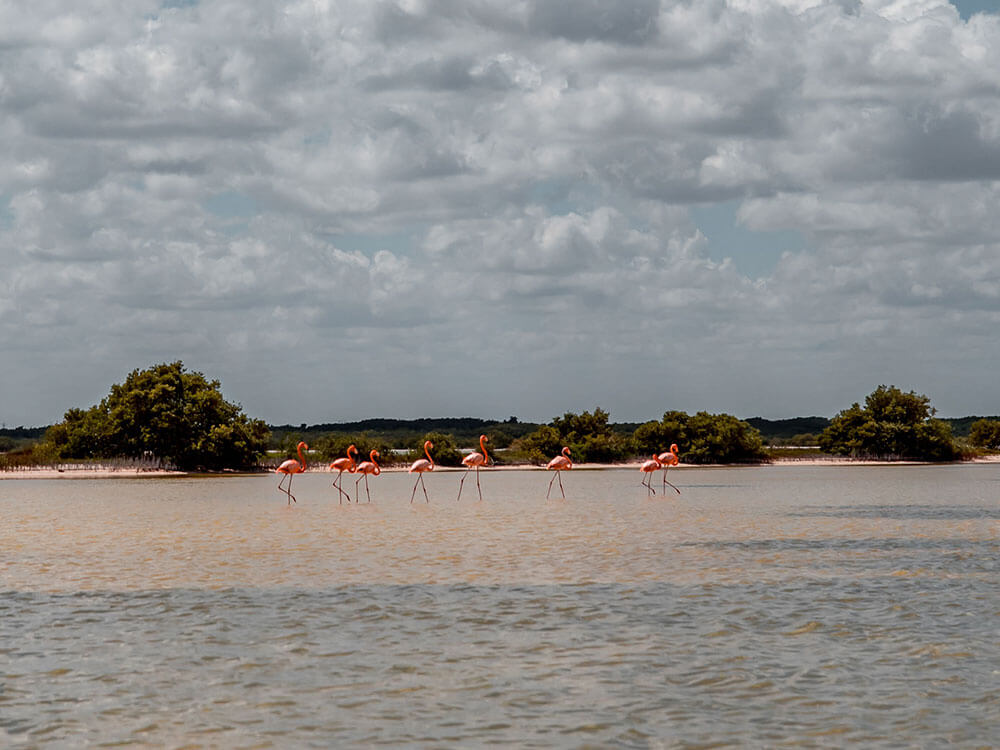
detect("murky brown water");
top-left (2, 465), bottom-right (998, 747)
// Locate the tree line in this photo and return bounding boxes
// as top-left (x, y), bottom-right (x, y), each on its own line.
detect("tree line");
top-left (3, 363), bottom-right (999, 471)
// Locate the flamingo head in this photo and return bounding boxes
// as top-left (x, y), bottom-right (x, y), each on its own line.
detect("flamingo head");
top-left (297, 441), bottom-right (308, 451)
top-left (563, 446), bottom-right (571, 458)
top-left (370, 449), bottom-right (380, 461)
top-left (670, 443), bottom-right (679, 454)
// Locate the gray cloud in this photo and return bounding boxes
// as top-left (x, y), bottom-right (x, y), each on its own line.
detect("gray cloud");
top-left (2, 0), bottom-right (999, 428)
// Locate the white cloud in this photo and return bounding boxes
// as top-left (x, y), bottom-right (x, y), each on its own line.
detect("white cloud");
top-left (1, 0), bottom-right (999, 427)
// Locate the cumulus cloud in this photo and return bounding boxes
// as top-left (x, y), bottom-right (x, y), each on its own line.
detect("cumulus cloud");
top-left (1, 0), bottom-right (999, 426)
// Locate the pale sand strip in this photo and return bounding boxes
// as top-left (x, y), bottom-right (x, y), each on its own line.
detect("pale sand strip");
top-left (3, 454), bottom-right (998, 479)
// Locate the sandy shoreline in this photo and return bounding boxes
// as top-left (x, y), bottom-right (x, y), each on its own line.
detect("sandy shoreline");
top-left (3, 455), bottom-right (998, 480)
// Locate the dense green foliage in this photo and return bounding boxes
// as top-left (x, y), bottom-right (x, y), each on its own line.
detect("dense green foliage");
top-left (269, 417), bottom-right (537, 452)
top-left (312, 433), bottom-right (396, 466)
top-left (510, 407), bottom-right (768, 465)
top-left (43, 362), bottom-right (269, 470)
top-left (7, 372), bottom-right (993, 471)
top-left (744, 417), bottom-right (830, 442)
top-left (635, 411), bottom-right (769, 464)
top-left (513, 408), bottom-right (634, 464)
top-left (819, 385), bottom-right (961, 461)
top-left (968, 419), bottom-right (1000, 450)
top-left (400, 432), bottom-right (464, 467)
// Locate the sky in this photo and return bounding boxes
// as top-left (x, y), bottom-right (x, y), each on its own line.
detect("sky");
top-left (2, 0), bottom-right (1000, 428)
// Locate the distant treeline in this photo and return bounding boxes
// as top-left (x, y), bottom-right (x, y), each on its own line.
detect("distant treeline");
top-left (0, 426), bottom-right (48, 440)
top-left (8, 414), bottom-right (999, 452)
top-left (268, 417), bottom-right (539, 450)
top-left (270, 415), bottom-right (996, 448)
top-left (5, 363), bottom-right (999, 470)
top-left (743, 415), bottom-right (998, 443)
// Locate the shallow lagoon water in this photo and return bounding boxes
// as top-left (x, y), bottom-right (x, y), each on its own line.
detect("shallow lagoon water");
top-left (2, 465), bottom-right (998, 747)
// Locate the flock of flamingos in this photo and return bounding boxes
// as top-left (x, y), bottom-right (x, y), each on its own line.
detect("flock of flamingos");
top-left (275, 435), bottom-right (682, 505)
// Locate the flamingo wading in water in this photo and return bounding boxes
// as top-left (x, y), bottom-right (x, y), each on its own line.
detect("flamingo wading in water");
top-left (457, 434), bottom-right (490, 501)
top-left (276, 441), bottom-right (308, 504)
top-left (639, 454), bottom-right (662, 496)
top-left (330, 444), bottom-right (358, 504)
top-left (354, 449), bottom-right (381, 503)
top-left (656, 443), bottom-right (681, 495)
top-left (409, 440), bottom-right (434, 503)
top-left (546, 446), bottom-right (573, 498)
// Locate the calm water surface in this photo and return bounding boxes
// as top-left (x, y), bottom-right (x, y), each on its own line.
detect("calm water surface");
top-left (2, 465), bottom-right (998, 747)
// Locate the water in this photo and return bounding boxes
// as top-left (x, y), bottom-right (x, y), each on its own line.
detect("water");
top-left (2, 465), bottom-right (998, 747)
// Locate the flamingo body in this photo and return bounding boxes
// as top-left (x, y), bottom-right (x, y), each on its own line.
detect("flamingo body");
top-left (639, 454), bottom-right (662, 495)
top-left (546, 446), bottom-right (572, 498)
top-left (354, 450), bottom-right (381, 503)
top-left (409, 440), bottom-right (434, 503)
top-left (275, 441), bottom-right (308, 504)
top-left (457, 435), bottom-right (490, 501)
top-left (330, 444), bottom-right (358, 504)
top-left (656, 443), bottom-right (681, 495)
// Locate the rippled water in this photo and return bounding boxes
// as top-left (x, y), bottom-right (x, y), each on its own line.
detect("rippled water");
top-left (2, 465), bottom-right (998, 747)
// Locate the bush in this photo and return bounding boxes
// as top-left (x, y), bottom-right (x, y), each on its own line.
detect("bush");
top-left (819, 385), bottom-right (961, 461)
top-left (969, 419), bottom-right (1000, 450)
top-left (634, 410), bottom-right (768, 464)
top-left (43, 361), bottom-right (269, 470)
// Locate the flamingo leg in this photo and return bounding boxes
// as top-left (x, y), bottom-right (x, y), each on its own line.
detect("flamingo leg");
top-left (411, 474), bottom-right (430, 503)
top-left (287, 473), bottom-right (296, 504)
top-left (475, 466), bottom-right (482, 501)
top-left (557, 471), bottom-right (565, 498)
top-left (547, 472), bottom-right (557, 498)
top-left (332, 471), bottom-right (351, 504)
top-left (457, 469), bottom-right (470, 501)
top-left (364, 474), bottom-right (371, 503)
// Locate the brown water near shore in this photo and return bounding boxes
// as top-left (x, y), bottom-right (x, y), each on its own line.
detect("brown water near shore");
top-left (2, 465), bottom-right (998, 746)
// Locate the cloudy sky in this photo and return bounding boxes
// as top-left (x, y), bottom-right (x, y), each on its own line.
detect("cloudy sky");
top-left (2, 0), bottom-right (999, 428)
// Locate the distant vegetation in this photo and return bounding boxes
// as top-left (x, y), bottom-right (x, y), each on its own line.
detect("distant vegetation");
top-left (819, 385), bottom-right (966, 462)
top-left (3, 362), bottom-right (269, 471)
top-left (968, 419), bottom-right (1000, 450)
top-left (4, 371), bottom-right (997, 471)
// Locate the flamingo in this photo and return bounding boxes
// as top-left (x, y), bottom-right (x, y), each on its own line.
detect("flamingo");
top-left (276, 441), bottom-right (308, 504)
top-left (656, 443), bottom-right (681, 495)
top-left (330, 444), bottom-right (358, 504)
top-left (457, 434), bottom-right (490, 501)
top-left (639, 454), bottom-right (662, 495)
top-left (354, 449), bottom-right (381, 503)
top-left (546, 446), bottom-right (572, 499)
top-left (409, 440), bottom-right (434, 503)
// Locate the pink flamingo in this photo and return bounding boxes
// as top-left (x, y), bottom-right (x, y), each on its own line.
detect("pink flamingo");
top-left (457, 434), bottom-right (490, 501)
top-left (354, 449), bottom-right (381, 503)
top-left (330, 444), bottom-right (358, 504)
top-left (276, 441), bottom-right (308, 504)
top-left (546, 446), bottom-right (572, 498)
top-left (656, 443), bottom-right (681, 495)
top-left (639, 454), bottom-right (662, 495)
top-left (409, 440), bottom-right (434, 503)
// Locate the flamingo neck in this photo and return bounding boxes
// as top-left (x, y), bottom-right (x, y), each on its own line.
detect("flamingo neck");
top-left (298, 444), bottom-right (307, 470)
top-left (425, 443), bottom-right (434, 469)
top-left (480, 436), bottom-right (489, 463)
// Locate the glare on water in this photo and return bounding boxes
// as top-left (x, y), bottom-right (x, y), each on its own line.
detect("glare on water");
top-left (2, 465), bottom-right (998, 747)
